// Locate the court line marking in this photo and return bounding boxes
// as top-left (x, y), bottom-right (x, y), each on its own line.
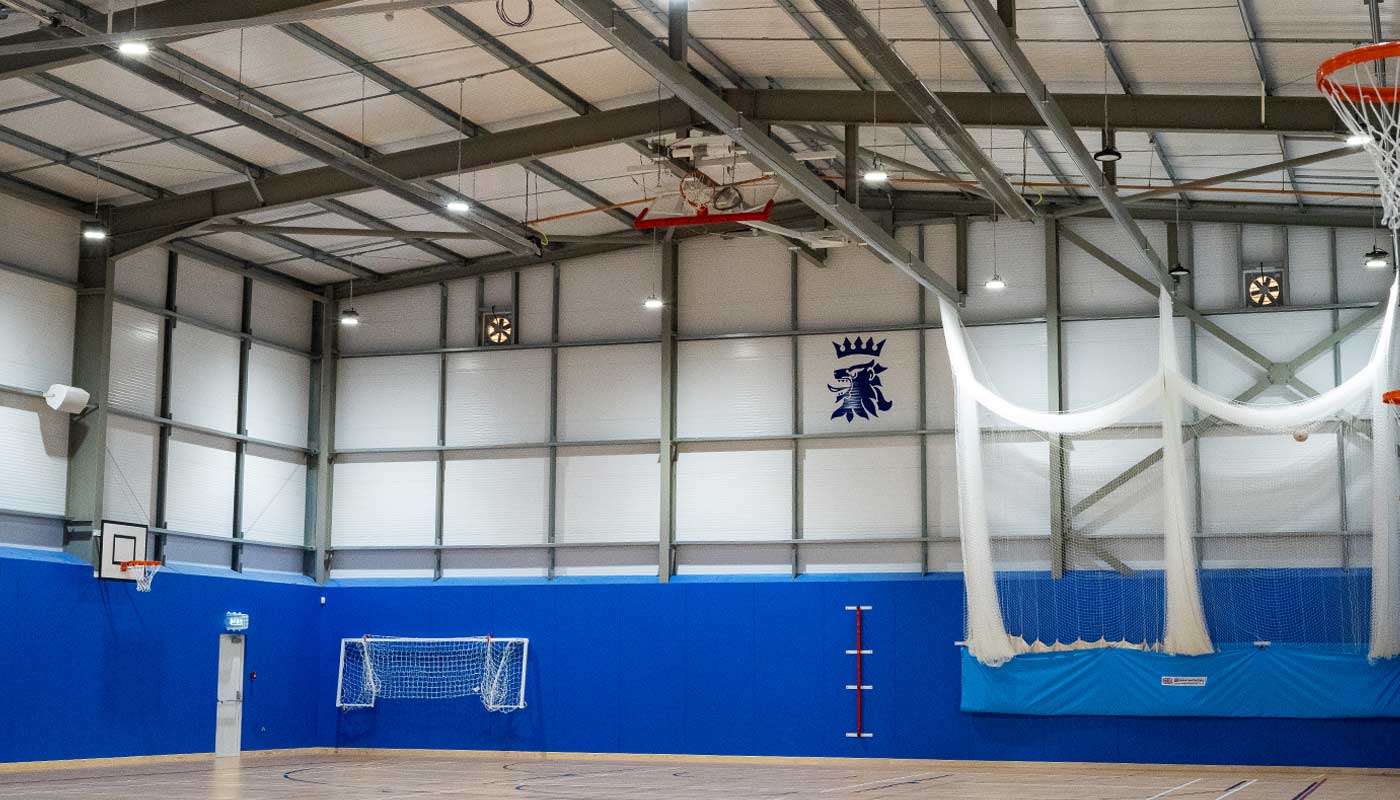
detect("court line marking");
top-left (820, 771), bottom-right (948, 793)
top-left (1215, 779), bottom-right (1256, 799)
top-left (1145, 777), bottom-right (1200, 799)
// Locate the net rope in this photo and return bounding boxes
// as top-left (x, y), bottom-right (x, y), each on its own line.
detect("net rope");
top-left (133, 563), bottom-right (159, 593)
top-left (337, 635), bottom-right (528, 713)
top-left (940, 276), bottom-right (1400, 665)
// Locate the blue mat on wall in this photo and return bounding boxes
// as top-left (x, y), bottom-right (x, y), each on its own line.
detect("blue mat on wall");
top-left (962, 644), bottom-right (1400, 718)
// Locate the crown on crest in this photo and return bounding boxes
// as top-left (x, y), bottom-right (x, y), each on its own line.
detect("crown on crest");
top-left (832, 336), bottom-right (886, 358)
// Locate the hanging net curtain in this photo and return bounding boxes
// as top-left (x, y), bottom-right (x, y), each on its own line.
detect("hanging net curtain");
top-left (940, 277), bottom-right (1399, 667)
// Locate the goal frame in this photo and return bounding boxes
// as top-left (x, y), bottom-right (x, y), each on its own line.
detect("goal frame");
top-left (335, 635), bottom-right (529, 712)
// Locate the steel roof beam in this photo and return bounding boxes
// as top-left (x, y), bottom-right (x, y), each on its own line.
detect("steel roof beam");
top-left (964, 0), bottom-right (1170, 285)
top-left (554, 0), bottom-right (961, 303)
top-left (812, 0), bottom-right (1033, 221)
top-left (1232, 0), bottom-right (1306, 210)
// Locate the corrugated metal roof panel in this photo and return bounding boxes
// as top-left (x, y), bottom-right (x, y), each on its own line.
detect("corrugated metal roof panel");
top-left (418, 71), bottom-right (575, 129)
top-left (192, 126), bottom-right (321, 172)
top-left (0, 99), bottom-right (154, 154)
top-left (97, 141), bottom-right (240, 192)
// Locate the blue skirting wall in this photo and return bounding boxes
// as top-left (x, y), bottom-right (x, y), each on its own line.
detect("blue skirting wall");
top-left (5, 541), bottom-right (1400, 768)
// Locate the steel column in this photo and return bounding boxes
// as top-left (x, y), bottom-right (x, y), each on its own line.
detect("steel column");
top-left (1045, 218), bottom-right (1068, 578)
top-left (63, 236), bottom-right (114, 560)
top-left (659, 240), bottom-right (679, 582)
top-left (231, 276), bottom-right (252, 572)
top-left (308, 287), bottom-right (337, 583)
top-left (152, 250), bottom-right (178, 563)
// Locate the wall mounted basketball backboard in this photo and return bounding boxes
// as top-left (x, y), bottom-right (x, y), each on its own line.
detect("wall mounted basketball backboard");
top-left (96, 521), bottom-right (149, 582)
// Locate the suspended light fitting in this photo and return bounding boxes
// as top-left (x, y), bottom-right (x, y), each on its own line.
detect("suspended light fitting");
top-left (445, 199), bottom-right (470, 214)
top-left (1168, 262), bottom-right (1190, 279)
top-left (863, 155), bottom-right (889, 184)
top-left (339, 306), bottom-right (361, 326)
top-left (117, 41), bottom-right (150, 56)
top-left (1365, 247), bottom-right (1390, 269)
top-left (643, 295), bottom-right (665, 310)
top-left (984, 274), bottom-right (1006, 291)
top-left (1347, 132), bottom-right (1373, 146)
top-left (80, 223), bottom-right (107, 241)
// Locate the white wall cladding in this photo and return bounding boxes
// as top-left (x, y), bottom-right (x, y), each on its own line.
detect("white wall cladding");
top-left (800, 330), bottom-right (918, 434)
top-left (442, 449), bottom-right (549, 546)
top-left (0, 196), bottom-right (77, 280)
top-left (963, 219), bottom-right (1046, 323)
top-left (1199, 431), bottom-right (1341, 536)
top-left (114, 247), bottom-right (168, 307)
top-left (335, 355), bottom-right (438, 448)
top-left (799, 242), bottom-right (918, 329)
top-left (247, 345), bottom-right (310, 446)
top-left (0, 394), bottom-right (68, 515)
top-left (103, 416), bottom-right (157, 525)
top-left (109, 303), bottom-right (163, 414)
top-left (926, 323), bottom-right (1048, 429)
top-left (677, 338), bottom-right (792, 438)
top-left (170, 323), bottom-right (239, 432)
top-left (176, 256), bottom-right (243, 330)
top-left (675, 443), bottom-right (791, 542)
top-left (518, 266), bottom-right (554, 345)
top-left (558, 248), bottom-right (660, 341)
top-left (482, 272), bottom-right (512, 308)
top-left (1063, 317), bottom-right (1190, 424)
top-left (338, 284), bottom-right (441, 353)
top-left (165, 429), bottom-right (235, 535)
top-left (1192, 222), bottom-right (1239, 311)
top-left (557, 343), bottom-right (659, 441)
top-left (1336, 227), bottom-right (1397, 304)
top-left (555, 445), bottom-right (659, 543)
top-left (800, 436), bottom-right (921, 539)
top-left (0, 269), bottom-right (74, 391)
top-left (1060, 219), bottom-right (1168, 317)
top-left (445, 278), bottom-right (479, 348)
top-left (444, 349), bottom-right (550, 446)
top-left (251, 281), bottom-right (312, 351)
top-left (918, 222), bottom-right (959, 307)
top-left (1195, 309), bottom-right (1336, 400)
top-left (241, 444), bottom-right (305, 546)
top-left (926, 434), bottom-right (959, 541)
top-left (332, 454), bottom-right (437, 547)
top-left (1286, 226), bottom-right (1332, 307)
top-left (678, 234), bottom-right (790, 335)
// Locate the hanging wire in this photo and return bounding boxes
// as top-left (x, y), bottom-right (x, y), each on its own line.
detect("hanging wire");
top-left (497, 0), bottom-right (534, 28)
top-left (456, 79), bottom-right (466, 200)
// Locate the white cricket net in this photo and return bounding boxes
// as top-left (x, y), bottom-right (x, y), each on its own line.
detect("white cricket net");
top-left (942, 276), bottom-right (1400, 666)
top-left (337, 635), bottom-right (528, 713)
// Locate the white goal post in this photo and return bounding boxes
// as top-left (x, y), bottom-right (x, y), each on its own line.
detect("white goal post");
top-left (336, 635), bottom-right (529, 713)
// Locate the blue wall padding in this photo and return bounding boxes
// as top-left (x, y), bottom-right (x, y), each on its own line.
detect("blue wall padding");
top-left (962, 645), bottom-right (1400, 717)
top-left (6, 546), bottom-right (1400, 769)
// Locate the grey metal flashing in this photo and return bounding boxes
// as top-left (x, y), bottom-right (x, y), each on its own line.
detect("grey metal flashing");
top-left (113, 295), bottom-right (312, 357)
top-left (811, 0), bottom-right (1033, 221)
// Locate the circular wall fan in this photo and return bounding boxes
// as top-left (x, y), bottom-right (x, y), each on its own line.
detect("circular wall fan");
top-left (484, 314), bottom-right (513, 345)
top-left (1246, 273), bottom-right (1282, 307)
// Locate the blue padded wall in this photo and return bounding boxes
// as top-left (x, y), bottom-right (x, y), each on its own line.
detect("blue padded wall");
top-left (320, 574), bottom-right (1400, 768)
top-left (0, 546), bottom-right (321, 763)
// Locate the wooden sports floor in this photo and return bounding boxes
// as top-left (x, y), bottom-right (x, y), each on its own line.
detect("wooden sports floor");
top-left (0, 752), bottom-right (1395, 799)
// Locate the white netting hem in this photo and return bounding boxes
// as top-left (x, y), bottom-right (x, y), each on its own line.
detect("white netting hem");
top-left (337, 635), bottom-right (529, 713)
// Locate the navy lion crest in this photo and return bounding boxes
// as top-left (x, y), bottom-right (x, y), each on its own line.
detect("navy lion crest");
top-left (828, 336), bottom-right (893, 422)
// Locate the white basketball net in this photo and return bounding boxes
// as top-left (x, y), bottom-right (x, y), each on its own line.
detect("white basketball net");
top-left (124, 562), bottom-right (160, 592)
top-left (1317, 47), bottom-right (1400, 228)
top-left (336, 635), bottom-right (528, 713)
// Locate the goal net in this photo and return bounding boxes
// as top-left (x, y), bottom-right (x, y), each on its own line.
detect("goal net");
top-left (336, 635), bottom-right (528, 713)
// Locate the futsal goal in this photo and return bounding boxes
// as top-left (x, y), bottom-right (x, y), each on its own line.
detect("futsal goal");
top-left (336, 635), bottom-right (528, 713)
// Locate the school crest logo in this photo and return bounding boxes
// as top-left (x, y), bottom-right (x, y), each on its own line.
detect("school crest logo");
top-left (828, 336), bottom-right (893, 422)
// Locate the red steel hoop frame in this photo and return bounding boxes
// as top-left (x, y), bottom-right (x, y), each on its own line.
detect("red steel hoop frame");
top-left (119, 559), bottom-right (161, 572)
top-left (1318, 42), bottom-right (1400, 103)
top-left (633, 199), bottom-right (775, 230)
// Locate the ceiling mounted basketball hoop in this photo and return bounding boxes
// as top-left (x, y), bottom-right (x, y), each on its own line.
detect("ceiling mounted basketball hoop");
top-left (634, 176), bottom-right (778, 230)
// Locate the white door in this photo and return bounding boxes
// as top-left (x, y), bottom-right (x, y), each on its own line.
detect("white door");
top-left (215, 634), bottom-right (245, 757)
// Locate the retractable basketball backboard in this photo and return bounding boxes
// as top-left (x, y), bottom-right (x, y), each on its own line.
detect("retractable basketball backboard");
top-left (96, 521), bottom-right (149, 582)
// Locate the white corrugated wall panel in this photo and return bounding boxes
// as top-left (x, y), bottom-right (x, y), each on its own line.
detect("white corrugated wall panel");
top-left (554, 445), bottom-right (658, 543)
top-left (0, 394), bottom-right (67, 515)
top-left (103, 416), bottom-right (157, 525)
top-left (558, 248), bottom-right (660, 341)
top-left (164, 429), bottom-right (235, 536)
top-left (0, 196), bottom-right (77, 280)
top-left (114, 247), bottom-right (168, 307)
top-left (518, 265), bottom-right (554, 345)
top-left (444, 349), bottom-right (550, 446)
top-left (445, 278), bottom-right (480, 347)
top-left (109, 303), bottom-right (163, 415)
top-left (1241, 225), bottom-right (1285, 265)
top-left (0, 269), bottom-right (74, 390)
top-left (251, 281), bottom-right (312, 351)
top-left (926, 323), bottom-right (1048, 429)
top-left (170, 323), bottom-right (240, 433)
top-left (1195, 310), bottom-right (1335, 400)
top-left (800, 330), bottom-right (918, 434)
top-left (246, 345), bottom-right (310, 447)
top-left (962, 219), bottom-right (1046, 323)
top-left (678, 234), bottom-right (790, 335)
top-left (241, 444), bottom-right (305, 546)
top-left (482, 272), bottom-right (512, 307)
top-left (1336, 228), bottom-right (1396, 304)
top-left (442, 449), bottom-right (549, 546)
top-left (801, 437), bottom-right (921, 539)
top-left (1192, 223), bottom-right (1239, 311)
top-left (926, 434), bottom-right (958, 543)
top-left (1060, 219), bottom-right (1167, 317)
top-left (335, 355), bottom-right (439, 448)
top-left (557, 344), bottom-right (659, 441)
top-left (676, 338), bottom-right (792, 438)
top-left (176, 256), bottom-right (244, 330)
top-left (338, 285), bottom-right (441, 353)
top-left (1287, 226), bottom-right (1332, 307)
top-left (798, 241), bottom-right (918, 328)
top-left (675, 443), bottom-right (791, 541)
top-left (1063, 317), bottom-right (1190, 423)
top-left (331, 455), bottom-right (438, 547)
